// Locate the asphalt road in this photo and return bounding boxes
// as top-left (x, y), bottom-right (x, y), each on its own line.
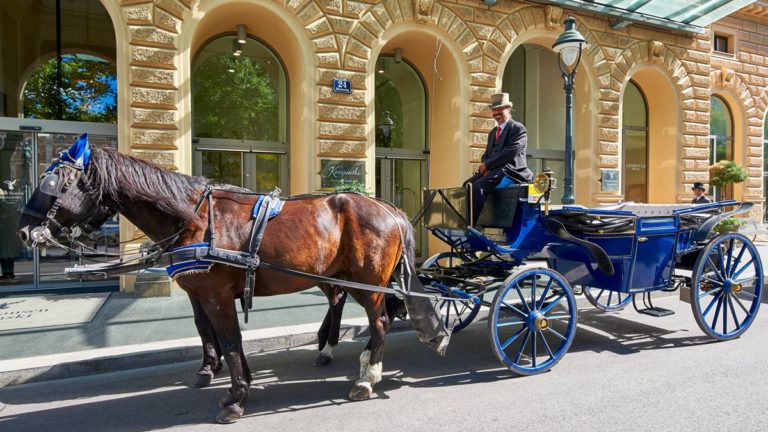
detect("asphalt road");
top-left (1, 296), bottom-right (767, 432)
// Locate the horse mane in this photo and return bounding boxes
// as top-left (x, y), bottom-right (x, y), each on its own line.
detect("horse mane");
top-left (85, 147), bottom-right (206, 222)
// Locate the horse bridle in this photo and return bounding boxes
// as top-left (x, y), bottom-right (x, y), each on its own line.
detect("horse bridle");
top-left (22, 157), bottom-right (114, 248)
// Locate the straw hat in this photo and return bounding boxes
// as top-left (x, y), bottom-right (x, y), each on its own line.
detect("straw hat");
top-left (489, 93), bottom-right (513, 109)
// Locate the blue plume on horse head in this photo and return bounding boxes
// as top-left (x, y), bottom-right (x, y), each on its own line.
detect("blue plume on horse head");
top-left (47, 133), bottom-right (91, 172)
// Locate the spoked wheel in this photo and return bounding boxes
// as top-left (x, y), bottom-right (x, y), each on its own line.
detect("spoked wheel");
top-left (422, 252), bottom-right (483, 333)
top-left (691, 233), bottom-right (763, 340)
top-left (488, 267), bottom-right (577, 375)
top-left (583, 286), bottom-right (632, 311)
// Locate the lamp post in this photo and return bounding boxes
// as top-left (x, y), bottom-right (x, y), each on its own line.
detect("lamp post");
top-left (552, 16), bottom-right (587, 205)
top-left (378, 111), bottom-right (394, 147)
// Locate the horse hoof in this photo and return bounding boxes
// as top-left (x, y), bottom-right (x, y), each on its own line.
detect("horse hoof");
top-left (216, 404), bottom-right (244, 424)
top-left (314, 354), bottom-right (332, 367)
top-left (192, 374), bottom-right (213, 388)
top-left (348, 382), bottom-right (372, 401)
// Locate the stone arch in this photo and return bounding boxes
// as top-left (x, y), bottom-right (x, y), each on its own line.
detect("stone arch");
top-left (489, 6), bottom-right (600, 204)
top-left (711, 71), bottom-right (759, 203)
top-left (368, 23), bottom-right (470, 187)
top-left (622, 64), bottom-right (680, 203)
top-left (180, 0), bottom-right (315, 192)
top-left (600, 41), bottom-right (693, 203)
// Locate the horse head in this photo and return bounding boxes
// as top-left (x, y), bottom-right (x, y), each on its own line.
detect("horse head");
top-left (17, 133), bottom-right (115, 248)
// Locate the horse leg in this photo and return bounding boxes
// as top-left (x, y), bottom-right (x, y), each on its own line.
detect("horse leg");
top-left (188, 294), bottom-right (223, 388)
top-left (315, 284), bottom-right (347, 367)
top-left (348, 292), bottom-right (391, 401)
top-left (201, 297), bottom-right (250, 424)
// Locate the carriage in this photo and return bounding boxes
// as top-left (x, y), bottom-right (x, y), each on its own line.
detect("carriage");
top-left (414, 171), bottom-right (763, 375)
top-left (17, 135), bottom-right (763, 423)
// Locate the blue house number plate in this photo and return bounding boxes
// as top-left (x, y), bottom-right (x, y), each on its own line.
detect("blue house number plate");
top-left (333, 79), bottom-right (352, 94)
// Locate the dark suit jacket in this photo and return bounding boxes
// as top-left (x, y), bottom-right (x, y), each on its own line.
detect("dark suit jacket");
top-left (482, 118), bottom-right (534, 183)
top-left (692, 194), bottom-right (712, 204)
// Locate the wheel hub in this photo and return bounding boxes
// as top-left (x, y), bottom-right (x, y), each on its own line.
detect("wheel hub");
top-left (535, 316), bottom-right (550, 330)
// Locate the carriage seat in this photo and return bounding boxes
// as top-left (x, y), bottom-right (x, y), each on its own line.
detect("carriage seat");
top-left (598, 202), bottom-right (697, 217)
top-left (495, 175), bottom-right (519, 189)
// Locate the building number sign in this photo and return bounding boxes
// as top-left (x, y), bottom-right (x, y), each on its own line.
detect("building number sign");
top-left (332, 79), bottom-right (352, 94)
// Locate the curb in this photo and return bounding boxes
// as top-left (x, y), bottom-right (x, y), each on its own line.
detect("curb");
top-left (0, 317), bottom-right (378, 388)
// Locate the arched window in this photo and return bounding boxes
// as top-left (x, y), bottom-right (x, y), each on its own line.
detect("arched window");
top-left (375, 56), bottom-right (427, 255)
top-left (22, 54), bottom-right (116, 123)
top-left (1, 0), bottom-right (116, 122)
top-left (192, 34), bottom-right (288, 193)
top-left (710, 95), bottom-right (734, 200)
top-left (622, 81), bottom-right (648, 203)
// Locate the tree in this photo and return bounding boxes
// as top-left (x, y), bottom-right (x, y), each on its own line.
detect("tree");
top-left (23, 55), bottom-right (117, 123)
top-left (193, 53), bottom-right (279, 141)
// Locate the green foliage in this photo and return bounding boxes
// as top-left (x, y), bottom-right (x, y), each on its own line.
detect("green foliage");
top-left (713, 217), bottom-right (747, 233)
top-left (708, 160), bottom-right (747, 187)
top-left (23, 55), bottom-right (117, 123)
top-left (333, 180), bottom-right (370, 196)
top-left (193, 53), bottom-right (279, 141)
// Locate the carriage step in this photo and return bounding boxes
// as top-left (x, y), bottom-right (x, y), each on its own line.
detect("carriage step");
top-left (632, 292), bottom-right (674, 317)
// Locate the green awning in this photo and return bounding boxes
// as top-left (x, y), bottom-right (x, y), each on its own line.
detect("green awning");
top-left (535, 0), bottom-right (757, 34)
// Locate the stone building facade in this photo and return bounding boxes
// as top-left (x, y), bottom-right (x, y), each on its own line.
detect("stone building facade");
top-left (2, 0), bottom-right (768, 293)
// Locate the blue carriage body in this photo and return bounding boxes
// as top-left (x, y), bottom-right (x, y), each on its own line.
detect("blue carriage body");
top-left (422, 185), bottom-right (747, 295)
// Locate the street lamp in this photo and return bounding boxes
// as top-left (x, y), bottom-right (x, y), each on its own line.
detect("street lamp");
top-left (552, 16), bottom-right (587, 205)
top-left (378, 111), bottom-right (394, 147)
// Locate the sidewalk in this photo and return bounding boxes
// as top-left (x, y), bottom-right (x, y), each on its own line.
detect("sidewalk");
top-left (0, 286), bottom-right (371, 387)
top-left (1, 243), bottom-right (767, 388)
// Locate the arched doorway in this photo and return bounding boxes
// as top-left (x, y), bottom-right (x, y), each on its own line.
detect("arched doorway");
top-left (710, 95), bottom-right (734, 201)
top-left (374, 55), bottom-right (427, 255)
top-left (502, 44), bottom-right (567, 203)
top-left (0, 0), bottom-right (119, 293)
top-left (622, 81), bottom-right (648, 203)
top-left (192, 34), bottom-right (288, 193)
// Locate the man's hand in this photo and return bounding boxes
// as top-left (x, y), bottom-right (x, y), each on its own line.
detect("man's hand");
top-left (478, 163), bottom-right (488, 176)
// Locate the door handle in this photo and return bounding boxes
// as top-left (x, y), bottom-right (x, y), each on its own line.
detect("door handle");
top-left (637, 236), bottom-right (648, 242)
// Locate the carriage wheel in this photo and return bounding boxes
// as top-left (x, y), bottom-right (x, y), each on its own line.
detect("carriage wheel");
top-left (488, 267), bottom-right (577, 375)
top-left (583, 286), bottom-right (632, 311)
top-left (690, 233), bottom-right (763, 340)
top-left (422, 252), bottom-right (483, 333)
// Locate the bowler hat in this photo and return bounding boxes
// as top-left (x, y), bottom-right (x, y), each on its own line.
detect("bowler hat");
top-left (692, 182), bottom-right (706, 191)
top-left (489, 93), bottom-right (513, 109)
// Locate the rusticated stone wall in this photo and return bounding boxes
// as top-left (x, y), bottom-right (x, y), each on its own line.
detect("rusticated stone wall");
top-left (113, 0), bottom-right (763, 202)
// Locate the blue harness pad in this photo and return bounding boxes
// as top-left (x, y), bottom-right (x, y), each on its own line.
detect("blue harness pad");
top-left (252, 195), bottom-right (285, 218)
top-left (166, 242), bottom-right (214, 278)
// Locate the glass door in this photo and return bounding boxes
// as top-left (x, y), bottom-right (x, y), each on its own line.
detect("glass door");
top-left (0, 118), bottom-right (119, 293)
top-left (376, 154), bottom-right (427, 258)
top-left (193, 140), bottom-right (287, 193)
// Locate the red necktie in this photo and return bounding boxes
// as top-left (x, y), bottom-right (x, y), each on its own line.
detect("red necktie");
top-left (495, 126), bottom-right (501, 141)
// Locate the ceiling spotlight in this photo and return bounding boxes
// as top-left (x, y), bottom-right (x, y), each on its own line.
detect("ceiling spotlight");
top-left (394, 47), bottom-right (403, 63)
top-left (233, 39), bottom-right (242, 57)
top-left (237, 24), bottom-right (247, 44)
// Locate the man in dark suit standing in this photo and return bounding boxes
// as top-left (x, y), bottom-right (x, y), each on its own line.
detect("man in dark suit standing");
top-left (691, 182), bottom-right (712, 204)
top-left (465, 92), bottom-right (534, 225)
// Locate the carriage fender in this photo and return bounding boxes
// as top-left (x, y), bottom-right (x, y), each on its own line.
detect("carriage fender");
top-left (543, 218), bottom-right (615, 276)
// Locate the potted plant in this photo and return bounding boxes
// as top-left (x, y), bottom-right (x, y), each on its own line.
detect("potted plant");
top-left (708, 160), bottom-right (747, 201)
top-left (713, 216), bottom-right (747, 234)
top-left (333, 180), bottom-right (370, 196)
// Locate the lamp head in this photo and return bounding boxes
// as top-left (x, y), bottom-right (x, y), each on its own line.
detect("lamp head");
top-left (553, 16), bottom-right (587, 72)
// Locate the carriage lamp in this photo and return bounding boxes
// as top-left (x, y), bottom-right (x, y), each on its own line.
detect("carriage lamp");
top-left (378, 111), bottom-right (395, 147)
top-left (553, 16), bottom-right (587, 205)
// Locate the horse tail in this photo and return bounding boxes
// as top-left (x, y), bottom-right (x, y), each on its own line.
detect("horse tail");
top-left (398, 210), bottom-right (417, 267)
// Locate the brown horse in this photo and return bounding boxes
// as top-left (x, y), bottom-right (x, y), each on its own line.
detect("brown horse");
top-left (17, 142), bottom-right (431, 424)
